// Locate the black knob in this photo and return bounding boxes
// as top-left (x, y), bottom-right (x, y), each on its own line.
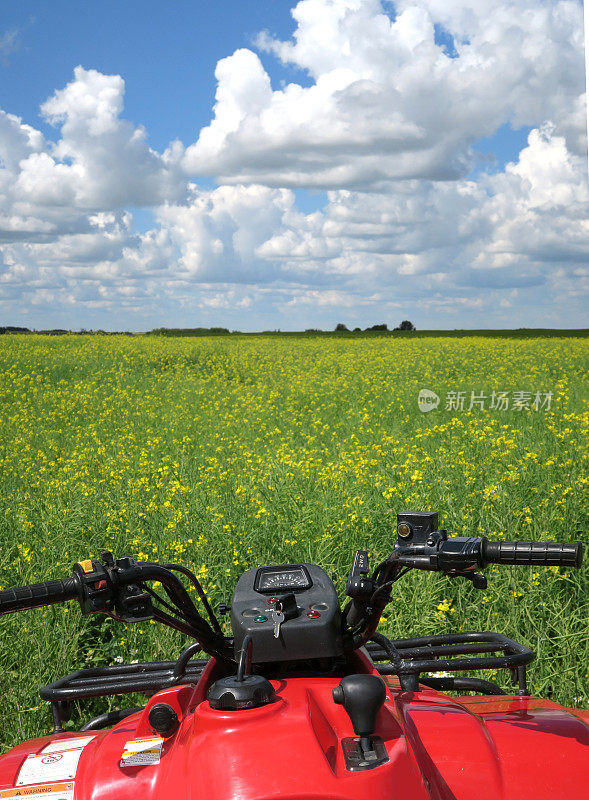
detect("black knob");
top-left (148, 703), bottom-right (178, 736)
top-left (207, 675), bottom-right (276, 711)
top-left (332, 674), bottom-right (386, 737)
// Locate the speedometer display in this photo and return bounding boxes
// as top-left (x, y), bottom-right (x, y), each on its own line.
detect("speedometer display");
top-left (254, 565), bottom-right (312, 592)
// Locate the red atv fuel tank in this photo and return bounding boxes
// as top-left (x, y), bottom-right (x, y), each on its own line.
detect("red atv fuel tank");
top-left (1, 659), bottom-right (587, 800)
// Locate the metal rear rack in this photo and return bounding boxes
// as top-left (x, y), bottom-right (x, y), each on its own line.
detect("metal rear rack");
top-left (41, 656), bottom-right (209, 732)
top-left (366, 630), bottom-right (534, 693)
top-left (40, 658), bottom-right (210, 702)
top-left (40, 630), bottom-right (533, 731)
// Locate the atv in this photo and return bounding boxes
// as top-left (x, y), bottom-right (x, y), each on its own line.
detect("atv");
top-left (0, 510), bottom-right (586, 799)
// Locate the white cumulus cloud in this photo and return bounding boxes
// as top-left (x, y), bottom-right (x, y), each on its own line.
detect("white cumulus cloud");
top-left (183, 0), bottom-right (585, 187)
top-left (0, 66), bottom-right (186, 245)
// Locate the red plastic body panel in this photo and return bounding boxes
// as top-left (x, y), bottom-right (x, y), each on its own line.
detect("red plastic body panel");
top-left (1, 660), bottom-right (587, 799)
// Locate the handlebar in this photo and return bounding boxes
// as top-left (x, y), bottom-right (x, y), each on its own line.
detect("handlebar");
top-left (0, 555), bottom-right (234, 666)
top-left (0, 578), bottom-right (79, 614)
top-left (482, 540), bottom-right (582, 568)
top-left (393, 534), bottom-right (583, 573)
top-left (344, 514), bottom-right (583, 651)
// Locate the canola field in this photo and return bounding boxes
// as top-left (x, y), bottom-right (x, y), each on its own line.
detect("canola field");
top-left (0, 333), bottom-right (587, 749)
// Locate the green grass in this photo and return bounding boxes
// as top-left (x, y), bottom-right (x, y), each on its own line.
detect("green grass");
top-left (0, 334), bottom-right (587, 750)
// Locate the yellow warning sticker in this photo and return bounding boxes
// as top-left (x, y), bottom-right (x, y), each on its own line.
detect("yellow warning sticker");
top-left (120, 736), bottom-right (164, 767)
top-left (0, 782), bottom-right (74, 798)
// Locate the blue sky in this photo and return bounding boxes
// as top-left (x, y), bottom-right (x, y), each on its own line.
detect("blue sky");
top-left (2, 2), bottom-right (529, 173)
top-left (0, 0), bottom-right (587, 330)
top-left (2, 1), bottom-right (304, 150)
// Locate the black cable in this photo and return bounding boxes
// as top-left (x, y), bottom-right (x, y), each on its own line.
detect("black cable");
top-left (104, 583), bottom-right (207, 641)
top-left (162, 563), bottom-right (218, 623)
top-left (159, 579), bottom-right (199, 619)
top-left (141, 585), bottom-right (217, 646)
top-left (173, 642), bottom-right (204, 682)
top-left (371, 631), bottom-right (403, 670)
top-left (103, 606), bottom-right (203, 644)
top-left (370, 566), bottom-right (412, 606)
top-left (141, 584), bottom-right (185, 620)
top-left (372, 560), bottom-right (387, 583)
top-left (138, 563), bottom-right (202, 622)
top-left (162, 563), bottom-right (222, 634)
top-left (137, 563), bottom-right (215, 640)
top-left (134, 566), bottom-right (233, 666)
top-left (236, 634), bottom-right (252, 682)
top-left (151, 607), bottom-right (202, 639)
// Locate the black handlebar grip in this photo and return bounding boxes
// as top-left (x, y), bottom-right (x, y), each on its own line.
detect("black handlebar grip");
top-left (0, 578), bottom-right (79, 615)
top-left (483, 540), bottom-right (583, 568)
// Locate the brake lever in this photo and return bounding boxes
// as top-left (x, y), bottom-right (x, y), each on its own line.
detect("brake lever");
top-left (448, 571), bottom-right (487, 590)
top-left (393, 530), bottom-right (488, 589)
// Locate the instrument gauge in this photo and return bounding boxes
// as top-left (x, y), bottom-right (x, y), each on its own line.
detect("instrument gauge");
top-left (254, 565), bottom-right (312, 593)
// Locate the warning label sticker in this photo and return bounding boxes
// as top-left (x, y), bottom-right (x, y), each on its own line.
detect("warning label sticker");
top-left (0, 781), bottom-right (74, 799)
top-left (120, 736), bottom-right (164, 767)
top-left (16, 749), bottom-right (82, 786)
top-left (42, 735), bottom-right (95, 754)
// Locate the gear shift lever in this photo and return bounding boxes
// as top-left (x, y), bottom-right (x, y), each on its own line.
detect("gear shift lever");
top-left (332, 674), bottom-right (386, 757)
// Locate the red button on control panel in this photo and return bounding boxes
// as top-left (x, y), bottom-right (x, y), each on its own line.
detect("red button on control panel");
top-left (306, 610), bottom-right (320, 619)
top-left (267, 597), bottom-right (278, 605)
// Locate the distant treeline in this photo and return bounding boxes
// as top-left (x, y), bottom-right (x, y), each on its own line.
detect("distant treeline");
top-left (150, 327), bottom-right (231, 337)
top-left (1, 326), bottom-right (587, 338)
top-left (0, 327), bottom-right (136, 336)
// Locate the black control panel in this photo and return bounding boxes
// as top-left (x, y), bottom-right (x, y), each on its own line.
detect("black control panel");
top-left (231, 563), bottom-right (343, 663)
